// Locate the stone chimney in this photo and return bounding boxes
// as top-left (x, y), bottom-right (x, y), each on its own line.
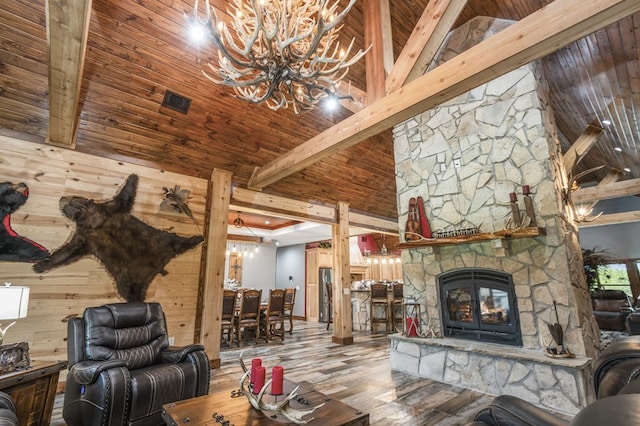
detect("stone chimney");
top-left (390, 17), bottom-right (599, 415)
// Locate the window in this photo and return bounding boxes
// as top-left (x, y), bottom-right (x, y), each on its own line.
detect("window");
top-left (598, 262), bottom-right (631, 295)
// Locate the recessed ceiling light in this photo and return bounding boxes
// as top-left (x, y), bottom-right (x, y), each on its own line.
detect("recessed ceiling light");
top-left (265, 220), bottom-right (270, 225)
top-left (614, 147), bottom-right (623, 152)
top-left (602, 119), bottom-right (612, 126)
top-left (624, 167), bottom-right (631, 173)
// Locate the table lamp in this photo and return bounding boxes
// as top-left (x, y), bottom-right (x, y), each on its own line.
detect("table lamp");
top-left (0, 282), bottom-right (29, 345)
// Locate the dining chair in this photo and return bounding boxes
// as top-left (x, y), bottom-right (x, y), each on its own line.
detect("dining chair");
top-left (235, 289), bottom-right (262, 346)
top-left (284, 287), bottom-right (297, 334)
top-left (221, 289), bottom-right (237, 346)
top-left (262, 289), bottom-right (286, 342)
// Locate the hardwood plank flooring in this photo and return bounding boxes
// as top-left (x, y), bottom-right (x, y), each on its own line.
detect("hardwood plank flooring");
top-left (51, 321), bottom-right (495, 425)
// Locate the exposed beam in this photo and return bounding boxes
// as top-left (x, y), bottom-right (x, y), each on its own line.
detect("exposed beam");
top-left (579, 169), bottom-right (622, 212)
top-left (573, 176), bottom-right (640, 204)
top-left (386, 0), bottom-right (468, 94)
top-left (46, 0), bottom-right (92, 147)
top-left (226, 234), bottom-right (265, 243)
top-left (248, 0), bottom-right (640, 190)
top-left (563, 125), bottom-right (604, 172)
top-left (578, 210), bottom-right (640, 227)
top-left (363, 0), bottom-right (393, 103)
top-left (231, 187), bottom-right (398, 233)
top-left (349, 211), bottom-right (398, 234)
top-left (231, 187), bottom-right (336, 223)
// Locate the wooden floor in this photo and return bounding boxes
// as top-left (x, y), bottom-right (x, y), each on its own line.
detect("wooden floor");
top-left (51, 321), bottom-right (495, 425)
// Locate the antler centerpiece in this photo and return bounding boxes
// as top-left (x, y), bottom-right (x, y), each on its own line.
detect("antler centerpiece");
top-left (238, 351), bottom-right (324, 424)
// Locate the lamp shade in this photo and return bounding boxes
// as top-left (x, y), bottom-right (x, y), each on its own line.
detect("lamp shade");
top-left (0, 286), bottom-right (29, 320)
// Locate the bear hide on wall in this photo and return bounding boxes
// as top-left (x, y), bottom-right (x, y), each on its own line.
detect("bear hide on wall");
top-left (33, 174), bottom-right (204, 302)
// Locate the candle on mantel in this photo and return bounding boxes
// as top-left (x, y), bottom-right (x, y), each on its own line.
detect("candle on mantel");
top-left (271, 366), bottom-right (284, 395)
top-left (250, 358), bottom-right (262, 386)
top-left (253, 366), bottom-right (266, 394)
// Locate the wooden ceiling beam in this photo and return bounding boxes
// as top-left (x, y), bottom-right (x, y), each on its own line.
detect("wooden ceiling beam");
top-left (563, 124), bottom-right (604, 172)
top-left (578, 169), bottom-right (622, 212)
top-left (46, 0), bottom-right (92, 147)
top-left (363, 0), bottom-right (394, 103)
top-left (573, 176), bottom-right (640, 203)
top-left (231, 187), bottom-right (398, 233)
top-left (386, 0), bottom-right (468, 94)
top-left (248, 0), bottom-right (640, 190)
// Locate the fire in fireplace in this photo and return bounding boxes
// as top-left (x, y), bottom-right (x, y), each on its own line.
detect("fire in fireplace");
top-left (439, 268), bottom-right (522, 346)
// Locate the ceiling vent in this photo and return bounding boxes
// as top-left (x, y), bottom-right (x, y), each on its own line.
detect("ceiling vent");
top-left (162, 90), bottom-right (191, 114)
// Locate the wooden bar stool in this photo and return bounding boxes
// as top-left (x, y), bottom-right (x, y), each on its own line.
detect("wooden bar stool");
top-left (391, 283), bottom-right (404, 333)
top-left (370, 282), bottom-right (390, 333)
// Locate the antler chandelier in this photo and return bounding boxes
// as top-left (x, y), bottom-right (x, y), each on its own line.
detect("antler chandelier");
top-left (188, 0), bottom-right (367, 113)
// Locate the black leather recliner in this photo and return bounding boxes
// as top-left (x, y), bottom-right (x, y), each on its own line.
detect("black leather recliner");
top-left (0, 391), bottom-right (18, 426)
top-left (63, 302), bottom-right (210, 426)
top-left (466, 336), bottom-right (640, 426)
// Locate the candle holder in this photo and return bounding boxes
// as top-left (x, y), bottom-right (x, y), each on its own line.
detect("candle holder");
top-left (238, 351), bottom-right (324, 424)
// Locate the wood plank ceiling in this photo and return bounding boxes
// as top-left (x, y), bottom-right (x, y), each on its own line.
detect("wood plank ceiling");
top-left (2, 0), bottom-right (640, 229)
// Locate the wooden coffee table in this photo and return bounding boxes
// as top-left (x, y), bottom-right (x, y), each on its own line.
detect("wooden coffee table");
top-left (162, 379), bottom-right (369, 425)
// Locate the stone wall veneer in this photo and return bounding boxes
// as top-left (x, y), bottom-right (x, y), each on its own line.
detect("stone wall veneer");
top-left (390, 17), bottom-right (599, 415)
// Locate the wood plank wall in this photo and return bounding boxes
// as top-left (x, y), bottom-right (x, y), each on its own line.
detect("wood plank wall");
top-left (0, 135), bottom-right (208, 383)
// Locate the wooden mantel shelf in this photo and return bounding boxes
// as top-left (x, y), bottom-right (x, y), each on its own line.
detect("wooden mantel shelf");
top-left (398, 227), bottom-right (545, 249)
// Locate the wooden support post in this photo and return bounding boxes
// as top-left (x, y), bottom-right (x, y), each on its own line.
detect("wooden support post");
top-left (332, 202), bottom-right (353, 345)
top-left (200, 169), bottom-right (232, 368)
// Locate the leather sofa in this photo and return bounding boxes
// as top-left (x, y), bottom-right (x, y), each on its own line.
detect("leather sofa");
top-left (465, 335), bottom-right (640, 425)
top-left (590, 289), bottom-right (633, 331)
top-left (0, 391), bottom-right (18, 426)
top-left (63, 302), bottom-right (210, 426)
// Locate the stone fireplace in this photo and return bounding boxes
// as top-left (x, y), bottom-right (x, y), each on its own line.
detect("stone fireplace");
top-left (389, 17), bottom-right (600, 415)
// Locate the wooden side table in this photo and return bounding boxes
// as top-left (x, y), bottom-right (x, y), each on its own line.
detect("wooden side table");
top-left (0, 360), bottom-right (66, 426)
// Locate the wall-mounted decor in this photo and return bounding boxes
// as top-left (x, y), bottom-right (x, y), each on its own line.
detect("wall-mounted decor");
top-left (0, 182), bottom-right (50, 262)
top-left (160, 184), bottom-right (199, 226)
top-left (33, 175), bottom-right (204, 302)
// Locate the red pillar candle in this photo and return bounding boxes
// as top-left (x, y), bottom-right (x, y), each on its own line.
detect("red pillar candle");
top-left (250, 358), bottom-right (262, 386)
top-left (522, 185), bottom-right (531, 195)
top-left (271, 366), bottom-right (284, 395)
top-left (252, 366), bottom-right (266, 394)
top-left (509, 192), bottom-right (517, 202)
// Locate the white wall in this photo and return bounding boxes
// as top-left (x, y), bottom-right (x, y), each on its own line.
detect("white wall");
top-left (224, 243), bottom-right (306, 318)
top-left (578, 195), bottom-right (640, 259)
top-left (275, 244), bottom-right (306, 318)
top-left (579, 222), bottom-right (640, 259)
top-left (229, 245), bottom-right (278, 295)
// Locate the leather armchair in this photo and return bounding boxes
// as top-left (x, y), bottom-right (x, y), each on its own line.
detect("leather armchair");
top-left (465, 336), bottom-right (640, 426)
top-left (0, 391), bottom-right (18, 426)
top-left (591, 290), bottom-right (633, 331)
top-left (63, 302), bottom-right (210, 426)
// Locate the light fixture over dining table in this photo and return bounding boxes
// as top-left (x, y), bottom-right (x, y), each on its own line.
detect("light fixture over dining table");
top-left (187, 0), bottom-right (368, 113)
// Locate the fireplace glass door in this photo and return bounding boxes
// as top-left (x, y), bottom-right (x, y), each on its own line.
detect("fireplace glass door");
top-left (440, 269), bottom-right (522, 346)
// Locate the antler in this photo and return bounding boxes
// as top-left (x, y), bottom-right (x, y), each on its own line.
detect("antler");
top-left (563, 164), bottom-right (605, 222)
top-left (188, 0), bottom-right (368, 113)
top-left (237, 351), bottom-right (325, 424)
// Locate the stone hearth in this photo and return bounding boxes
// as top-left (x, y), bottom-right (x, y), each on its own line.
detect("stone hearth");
top-left (389, 17), bottom-right (599, 416)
